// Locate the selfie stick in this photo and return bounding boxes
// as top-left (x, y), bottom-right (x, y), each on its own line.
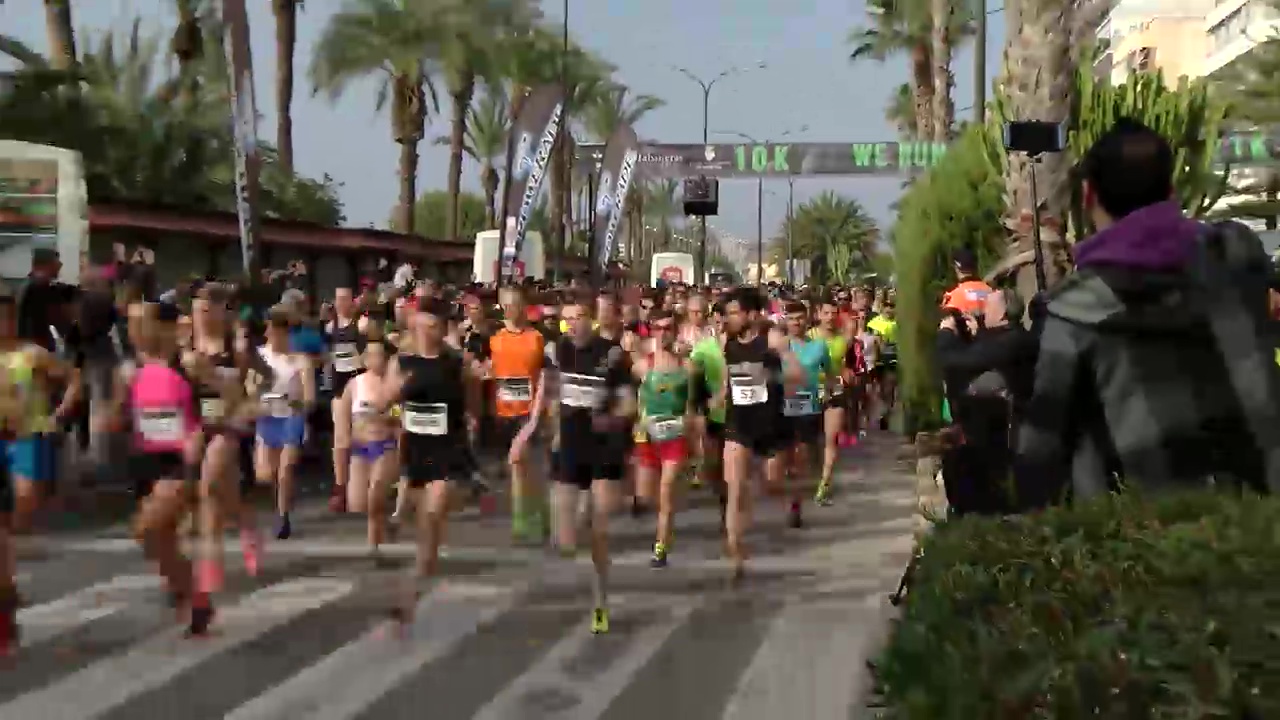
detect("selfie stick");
top-left (1028, 154), bottom-right (1048, 294)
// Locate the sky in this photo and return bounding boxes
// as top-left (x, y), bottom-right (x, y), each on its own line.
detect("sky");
top-left (1, 0), bottom-right (1006, 256)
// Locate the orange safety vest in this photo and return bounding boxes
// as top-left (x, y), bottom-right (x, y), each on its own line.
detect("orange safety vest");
top-left (942, 280), bottom-right (993, 314)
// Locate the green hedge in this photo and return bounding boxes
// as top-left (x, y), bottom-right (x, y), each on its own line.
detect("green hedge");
top-left (892, 122), bottom-right (1006, 434)
top-left (877, 491), bottom-right (1280, 719)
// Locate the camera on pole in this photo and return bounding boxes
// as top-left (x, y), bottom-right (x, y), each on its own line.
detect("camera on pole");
top-left (1002, 120), bottom-right (1066, 294)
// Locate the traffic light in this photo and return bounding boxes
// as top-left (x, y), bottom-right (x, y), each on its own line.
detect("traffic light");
top-left (682, 176), bottom-right (719, 216)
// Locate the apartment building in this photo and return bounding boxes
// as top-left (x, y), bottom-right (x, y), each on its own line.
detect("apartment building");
top-left (1096, 0), bottom-right (1280, 247)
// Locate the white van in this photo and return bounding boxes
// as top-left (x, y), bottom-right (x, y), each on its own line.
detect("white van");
top-left (473, 220), bottom-right (545, 284)
top-left (650, 252), bottom-right (694, 287)
top-left (0, 141), bottom-right (88, 284)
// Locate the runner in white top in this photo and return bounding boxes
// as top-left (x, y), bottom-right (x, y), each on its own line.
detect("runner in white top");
top-left (252, 306), bottom-right (315, 540)
top-left (333, 339), bottom-right (399, 561)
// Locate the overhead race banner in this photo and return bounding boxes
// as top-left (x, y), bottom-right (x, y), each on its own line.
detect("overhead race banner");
top-left (499, 84), bottom-right (563, 283)
top-left (572, 130), bottom-right (1280, 178)
top-left (591, 122), bottom-right (640, 279)
top-left (220, 0), bottom-right (263, 275)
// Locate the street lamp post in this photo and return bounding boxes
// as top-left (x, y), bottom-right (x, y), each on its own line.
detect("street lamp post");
top-left (673, 62), bottom-right (766, 284)
top-left (557, 0), bottom-right (569, 283)
top-left (786, 177), bottom-right (795, 284)
top-left (715, 125), bottom-right (808, 285)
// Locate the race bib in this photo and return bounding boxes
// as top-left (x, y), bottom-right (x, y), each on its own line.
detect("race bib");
top-left (646, 415), bottom-right (684, 442)
top-left (199, 397), bottom-right (225, 421)
top-left (402, 402), bottom-right (448, 436)
top-left (137, 409), bottom-right (183, 443)
top-left (262, 393), bottom-right (292, 419)
top-left (560, 373), bottom-right (605, 409)
top-left (729, 375), bottom-right (767, 406)
top-left (783, 391), bottom-right (817, 417)
top-left (332, 343), bottom-right (362, 374)
top-left (496, 377), bottom-right (533, 403)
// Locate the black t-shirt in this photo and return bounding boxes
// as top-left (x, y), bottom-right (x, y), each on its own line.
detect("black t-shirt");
top-left (555, 334), bottom-right (629, 446)
top-left (723, 334), bottom-right (783, 433)
top-left (397, 351), bottom-right (467, 450)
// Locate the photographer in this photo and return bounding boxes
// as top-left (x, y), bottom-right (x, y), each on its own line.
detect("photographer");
top-left (935, 290), bottom-right (1037, 515)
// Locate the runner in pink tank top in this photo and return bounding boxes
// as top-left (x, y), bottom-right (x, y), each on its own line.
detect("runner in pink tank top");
top-left (104, 301), bottom-right (215, 637)
top-left (130, 363), bottom-right (198, 454)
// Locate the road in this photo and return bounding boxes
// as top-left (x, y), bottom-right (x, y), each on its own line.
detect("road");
top-left (1, 435), bottom-right (916, 720)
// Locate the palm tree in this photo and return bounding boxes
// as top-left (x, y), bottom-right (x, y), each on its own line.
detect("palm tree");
top-left (849, 0), bottom-right (971, 141)
top-left (310, 0), bottom-right (442, 234)
top-left (434, 0), bottom-right (539, 243)
top-left (849, 0), bottom-right (935, 140)
top-left (434, 86), bottom-right (509, 228)
top-left (272, 0), bottom-right (303, 173)
top-left (886, 83), bottom-right (917, 138)
top-left (997, 0), bottom-right (1081, 300)
top-left (43, 0), bottom-right (75, 71)
top-left (930, 0), bottom-right (955, 141)
top-left (772, 191), bottom-right (878, 282)
top-left (642, 179), bottom-right (680, 257)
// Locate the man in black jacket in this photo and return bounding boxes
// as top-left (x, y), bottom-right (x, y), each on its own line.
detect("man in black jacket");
top-left (1017, 118), bottom-right (1280, 504)
top-left (936, 290), bottom-right (1037, 514)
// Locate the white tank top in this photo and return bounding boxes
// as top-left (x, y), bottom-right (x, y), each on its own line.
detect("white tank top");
top-left (259, 345), bottom-right (304, 401)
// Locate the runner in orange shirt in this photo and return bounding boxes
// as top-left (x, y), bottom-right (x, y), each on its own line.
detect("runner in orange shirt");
top-left (489, 286), bottom-right (550, 544)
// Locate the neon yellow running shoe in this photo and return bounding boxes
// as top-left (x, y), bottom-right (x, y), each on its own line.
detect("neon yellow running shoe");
top-left (591, 607), bottom-right (610, 634)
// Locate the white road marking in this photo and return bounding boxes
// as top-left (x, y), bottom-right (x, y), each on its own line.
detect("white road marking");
top-left (222, 578), bottom-right (525, 720)
top-left (470, 599), bottom-right (694, 720)
top-left (0, 577), bottom-right (354, 720)
top-left (18, 574), bottom-right (161, 647)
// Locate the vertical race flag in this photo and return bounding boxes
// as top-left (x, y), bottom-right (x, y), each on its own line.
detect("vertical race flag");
top-left (590, 122), bottom-right (640, 284)
top-left (498, 84), bottom-right (564, 284)
top-left (220, 0), bottom-right (263, 276)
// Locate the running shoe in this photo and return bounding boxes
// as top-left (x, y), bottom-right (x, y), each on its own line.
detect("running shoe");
top-left (814, 482), bottom-right (834, 507)
top-left (328, 485), bottom-right (346, 513)
top-left (240, 528), bottom-right (262, 577)
top-left (0, 593), bottom-right (18, 657)
top-left (591, 607), bottom-right (610, 635)
top-left (275, 513), bottom-right (292, 540)
top-left (788, 500), bottom-right (804, 529)
top-left (650, 542), bottom-right (668, 569)
top-left (186, 593), bottom-right (216, 637)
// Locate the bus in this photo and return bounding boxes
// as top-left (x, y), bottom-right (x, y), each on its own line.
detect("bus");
top-left (0, 140), bottom-right (88, 284)
top-left (650, 252), bottom-right (694, 287)
top-left (472, 220), bottom-right (545, 284)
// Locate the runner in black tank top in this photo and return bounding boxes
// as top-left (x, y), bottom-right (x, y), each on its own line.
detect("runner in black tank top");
top-left (327, 286), bottom-right (366, 513)
top-left (378, 297), bottom-right (480, 628)
top-left (719, 288), bottom-right (802, 583)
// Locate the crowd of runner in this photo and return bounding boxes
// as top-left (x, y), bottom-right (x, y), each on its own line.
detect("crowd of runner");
top-left (0, 264), bottom-right (903, 653)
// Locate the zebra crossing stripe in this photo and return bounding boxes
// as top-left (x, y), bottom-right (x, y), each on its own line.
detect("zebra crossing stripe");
top-left (470, 598), bottom-right (696, 720)
top-left (0, 577), bottom-right (355, 720)
top-left (720, 600), bottom-right (887, 720)
top-left (18, 574), bottom-right (161, 647)
top-left (222, 579), bottom-right (523, 720)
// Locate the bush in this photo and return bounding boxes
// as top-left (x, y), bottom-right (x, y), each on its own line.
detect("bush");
top-left (877, 491), bottom-right (1280, 719)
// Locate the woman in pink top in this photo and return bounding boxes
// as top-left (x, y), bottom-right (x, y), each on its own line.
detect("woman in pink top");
top-left (99, 302), bottom-right (213, 637)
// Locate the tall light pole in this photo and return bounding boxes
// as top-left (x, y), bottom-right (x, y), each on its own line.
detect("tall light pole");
top-left (557, 0), bottom-right (569, 283)
top-left (715, 125), bottom-right (808, 285)
top-left (672, 62), bottom-right (766, 283)
top-left (786, 176), bottom-right (795, 284)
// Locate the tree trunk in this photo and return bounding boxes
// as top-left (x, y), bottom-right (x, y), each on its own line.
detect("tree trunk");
top-left (482, 164), bottom-right (499, 229)
top-left (397, 140), bottom-right (419, 235)
top-left (929, 0), bottom-right (955, 143)
top-left (272, 0), bottom-right (298, 174)
top-left (909, 43), bottom-right (936, 141)
top-left (391, 72), bottom-right (426, 235)
top-left (447, 75), bottom-right (475, 243)
top-left (999, 0), bottom-right (1075, 303)
top-left (43, 0), bottom-right (75, 71)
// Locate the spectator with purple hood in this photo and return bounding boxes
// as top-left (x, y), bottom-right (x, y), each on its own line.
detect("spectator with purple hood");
top-left (1016, 118), bottom-right (1280, 508)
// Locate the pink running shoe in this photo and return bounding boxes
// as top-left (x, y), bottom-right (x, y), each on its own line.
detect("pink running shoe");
top-left (837, 432), bottom-right (854, 447)
top-left (240, 528), bottom-right (263, 577)
top-left (195, 558), bottom-right (225, 594)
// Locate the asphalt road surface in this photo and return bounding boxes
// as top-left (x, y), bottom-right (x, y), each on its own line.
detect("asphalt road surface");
top-left (2, 435), bottom-right (915, 720)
